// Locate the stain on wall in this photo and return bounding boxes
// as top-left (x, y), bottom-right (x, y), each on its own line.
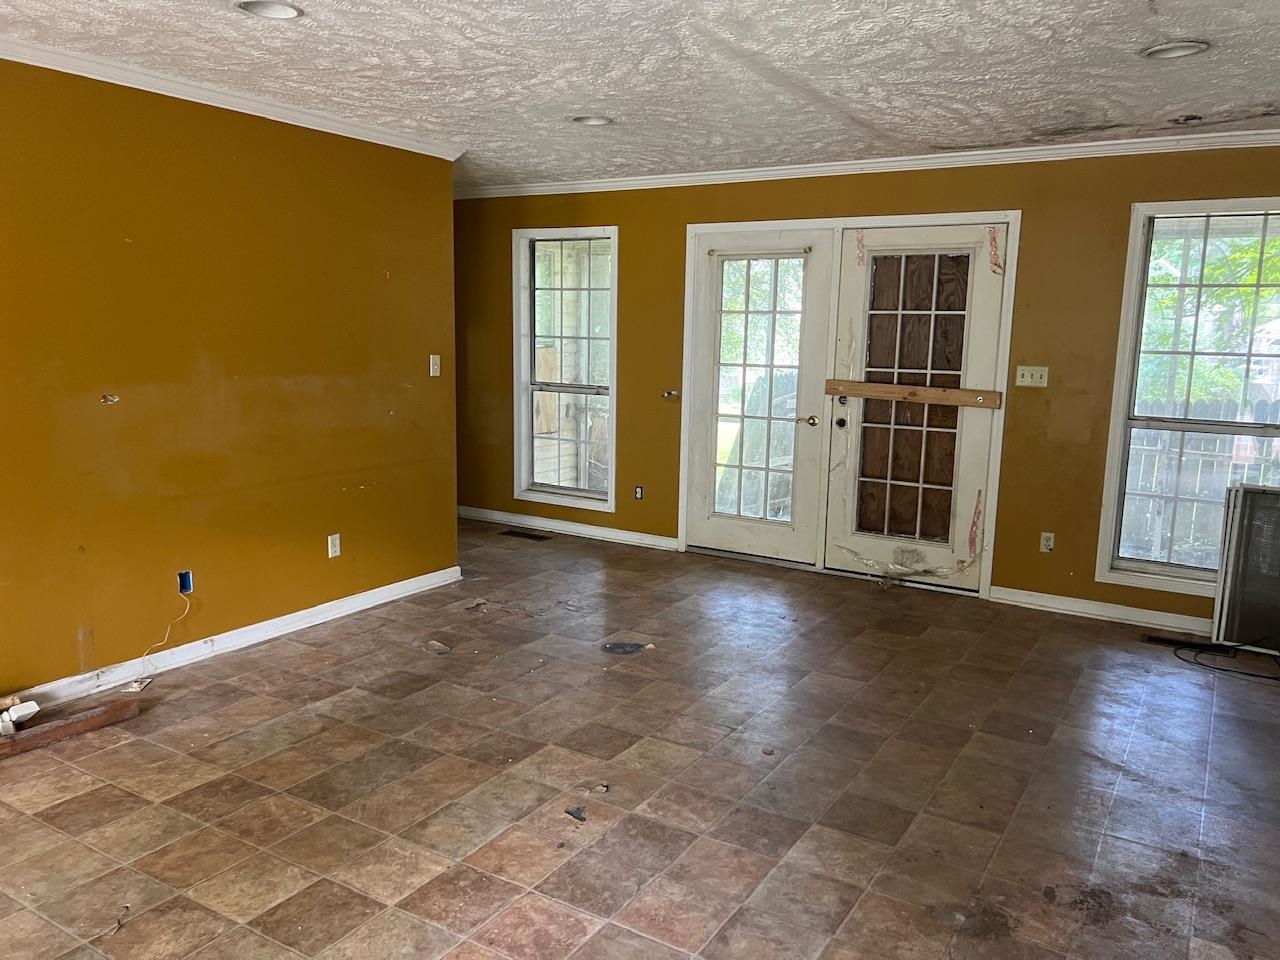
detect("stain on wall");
top-left (1, 60), bottom-right (457, 692)
top-left (454, 147), bottom-right (1280, 619)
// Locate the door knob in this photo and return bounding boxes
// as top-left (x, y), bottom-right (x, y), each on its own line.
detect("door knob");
top-left (796, 415), bottom-right (819, 426)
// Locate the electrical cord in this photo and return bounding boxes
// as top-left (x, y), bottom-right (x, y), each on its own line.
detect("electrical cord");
top-left (1172, 642), bottom-right (1280, 684)
top-left (1145, 634), bottom-right (1280, 684)
top-left (127, 594), bottom-right (191, 688)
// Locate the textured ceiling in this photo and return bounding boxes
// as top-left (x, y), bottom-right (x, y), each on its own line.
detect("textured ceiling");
top-left (2, 0), bottom-right (1278, 190)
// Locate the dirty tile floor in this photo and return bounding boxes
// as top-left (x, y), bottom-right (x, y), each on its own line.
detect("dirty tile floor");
top-left (1, 519), bottom-right (1278, 959)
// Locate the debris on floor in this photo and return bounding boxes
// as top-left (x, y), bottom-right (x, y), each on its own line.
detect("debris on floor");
top-left (0, 698), bottom-right (138, 759)
top-left (601, 641), bottom-right (655, 655)
top-left (462, 598), bottom-right (488, 612)
top-left (109, 904), bottom-right (131, 936)
top-left (926, 900), bottom-right (1016, 940)
top-left (564, 805), bottom-right (588, 822)
top-left (1070, 886), bottom-right (1120, 926)
top-left (0, 695), bottom-right (39, 736)
top-left (762, 746), bottom-right (775, 756)
top-left (424, 639), bottom-right (452, 654)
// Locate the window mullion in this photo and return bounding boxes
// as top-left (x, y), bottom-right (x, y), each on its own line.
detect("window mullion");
top-left (1126, 415), bottom-right (1279, 438)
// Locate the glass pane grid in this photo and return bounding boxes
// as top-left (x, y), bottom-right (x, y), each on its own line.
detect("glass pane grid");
top-left (531, 238), bottom-right (613, 390)
top-left (1118, 426), bottom-right (1277, 569)
top-left (856, 253), bottom-right (970, 543)
top-left (529, 237), bottom-right (612, 495)
top-left (1135, 212), bottom-right (1280, 425)
top-left (714, 256), bottom-right (805, 523)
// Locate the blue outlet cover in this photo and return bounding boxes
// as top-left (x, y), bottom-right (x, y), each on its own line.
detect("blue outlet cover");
top-left (177, 570), bottom-right (194, 594)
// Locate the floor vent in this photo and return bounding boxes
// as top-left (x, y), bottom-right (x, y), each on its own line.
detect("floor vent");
top-left (501, 529), bottom-right (553, 541)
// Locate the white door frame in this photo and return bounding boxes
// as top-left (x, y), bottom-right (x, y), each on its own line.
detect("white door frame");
top-left (678, 211), bottom-right (1022, 599)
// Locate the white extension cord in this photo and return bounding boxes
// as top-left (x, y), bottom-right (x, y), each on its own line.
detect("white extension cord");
top-left (122, 593), bottom-right (192, 693)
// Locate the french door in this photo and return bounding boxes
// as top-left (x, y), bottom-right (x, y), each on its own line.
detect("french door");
top-left (684, 230), bottom-right (834, 562)
top-left (824, 224), bottom-right (1006, 591)
top-left (684, 221), bottom-right (1009, 592)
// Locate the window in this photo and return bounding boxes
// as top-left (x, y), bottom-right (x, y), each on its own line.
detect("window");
top-left (512, 227), bottom-right (617, 511)
top-left (1100, 200), bottom-right (1280, 595)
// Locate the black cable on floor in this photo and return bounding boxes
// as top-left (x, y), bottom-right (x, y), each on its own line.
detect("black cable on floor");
top-left (1144, 634), bottom-right (1280, 684)
top-left (1172, 645), bottom-right (1280, 684)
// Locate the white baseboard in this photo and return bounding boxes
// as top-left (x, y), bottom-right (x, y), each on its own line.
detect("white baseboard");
top-left (988, 586), bottom-right (1213, 637)
top-left (458, 506), bottom-right (679, 551)
top-left (19, 565), bottom-right (463, 707)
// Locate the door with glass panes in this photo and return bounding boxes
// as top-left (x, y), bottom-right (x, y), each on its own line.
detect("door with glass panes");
top-left (685, 230), bottom-right (834, 562)
top-left (824, 225), bottom-right (1006, 589)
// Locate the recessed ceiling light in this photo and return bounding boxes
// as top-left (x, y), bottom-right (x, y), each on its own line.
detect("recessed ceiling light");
top-left (1140, 39), bottom-right (1211, 59)
top-left (570, 115), bottom-right (614, 126)
top-left (236, 0), bottom-right (304, 20)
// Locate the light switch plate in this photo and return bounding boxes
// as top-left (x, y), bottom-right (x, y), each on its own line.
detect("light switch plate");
top-left (1016, 365), bottom-right (1049, 388)
top-left (429, 355), bottom-right (441, 377)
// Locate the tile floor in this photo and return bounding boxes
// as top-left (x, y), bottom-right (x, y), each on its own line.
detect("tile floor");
top-left (1, 519), bottom-right (1278, 959)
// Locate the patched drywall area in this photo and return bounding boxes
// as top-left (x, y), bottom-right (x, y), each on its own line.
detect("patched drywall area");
top-left (454, 146), bottom-right (1280, 620)
top-left (0, 60), bottom-right (458, 691)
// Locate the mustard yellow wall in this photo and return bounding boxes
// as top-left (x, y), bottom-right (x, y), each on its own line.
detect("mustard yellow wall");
top-left (456, 147), bottom-right (1280, 620)
top-left (1, 61), bottom-right (457, 692)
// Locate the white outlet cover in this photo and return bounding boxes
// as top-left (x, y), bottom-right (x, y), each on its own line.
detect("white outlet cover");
top-left (327, 533), bottom-right (342, 558)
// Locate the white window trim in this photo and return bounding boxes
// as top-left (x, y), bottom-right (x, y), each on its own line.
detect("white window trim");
top-left (1096, 197), bottom-right (1280, 597)
top-left (512, 225), bottom-right (619, 513)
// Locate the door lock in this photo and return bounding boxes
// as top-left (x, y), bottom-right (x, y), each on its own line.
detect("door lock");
top-left (796, 415), bottom-right (819, 426)
top-left (835, 417), bottom-right (848, 429)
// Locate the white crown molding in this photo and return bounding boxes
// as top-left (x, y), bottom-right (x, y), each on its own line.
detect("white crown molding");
top-left (18, 564), bottom-right (462, 707)
top-left (459, 506), bottom-right (680, 551)
top-left (455, 128), bottom-right (1280, 199)
top-left (0, 35), bottom-right (465, 161)
top-left (988, 586), bottom-right (1212, 637)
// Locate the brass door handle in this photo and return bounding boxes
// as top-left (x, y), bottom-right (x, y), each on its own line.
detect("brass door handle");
top-left (796, 415), bottom-right (819, 426)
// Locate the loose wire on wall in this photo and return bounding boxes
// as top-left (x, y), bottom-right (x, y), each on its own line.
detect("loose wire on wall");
top-left (124, 594), bottom-right (192, 692)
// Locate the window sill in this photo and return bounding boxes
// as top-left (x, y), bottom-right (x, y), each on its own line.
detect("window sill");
top-left (515, 487), bottom-right (615, 514)
top-left (1095, 563), bottom-right (1217, 598)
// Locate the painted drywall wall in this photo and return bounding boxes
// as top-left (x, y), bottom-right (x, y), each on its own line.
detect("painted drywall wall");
top-left (455, 147), bottom-right (1280, 620)
top-left (1, 60), bottom-right (457, 692)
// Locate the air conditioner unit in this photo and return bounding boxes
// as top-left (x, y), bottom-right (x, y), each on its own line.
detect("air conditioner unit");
top-left (1212, 485), bottom-right (1280, 654)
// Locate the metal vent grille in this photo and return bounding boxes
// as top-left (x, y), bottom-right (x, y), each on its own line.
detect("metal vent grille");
top-left (1214, 485), bottom-right (1280, 653)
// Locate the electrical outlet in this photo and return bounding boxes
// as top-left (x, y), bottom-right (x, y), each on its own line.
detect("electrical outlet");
top-left (1016, 365), bottom-right (1050, 388)
top-left (429, 355), bottom-right (441, 377)
top-left (327, 533), bottom-right (342, 558)
top-left (634, 485), bottom-right (644, 500)
top-left (1039, 532), bottom-right (1055, 553)
top-left (177, 570), bottom-right (194, 595)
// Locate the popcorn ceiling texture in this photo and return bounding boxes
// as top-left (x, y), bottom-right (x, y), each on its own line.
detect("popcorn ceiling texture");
top-left (2, 0), bottom-right (1278, 189)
